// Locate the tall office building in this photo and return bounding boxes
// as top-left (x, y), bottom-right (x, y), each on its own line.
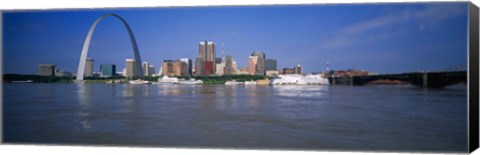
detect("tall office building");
top-left (294, 64), bottom-right (303, 75)
top-left (142, 61), bottom-right (150, 76)
top-left (195, 40), bottom-right (216, 76)
top-left (125, 58), bottom-right (136, 78)
top-left (173, 61), bottom-right (188, 77)
top-left (100, 64), bottom-right (116, 78)
top-left (180, 58), bottom-right (192, 76)
top-left (194, 57), bottom-right (204, 76)
top-left (215, 57), bottom-right (222, 64)
top-left (141, 61), bottom-right (156, 76)
top-left (224, 55), bottom-right (236, 75)
top-left (252, 52), bottom-right (266, 75)
top-left (38, 64), bottom-right (56, 76)
top-left (215, 58), bottom-right (225, 76)
top-left (265, 59), bottom-right (277, 71)
top-left (162, 60), bottom-right (188, 77)
top-left (148, 64), bottom-right (156, 76)
top-left (85, 58), bottom-right (94, 77)
top-left (248, 55), bottom-right (258, 75)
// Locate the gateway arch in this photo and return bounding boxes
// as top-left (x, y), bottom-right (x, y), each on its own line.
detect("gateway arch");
top-left (76, 14), bottom-right (143, 80)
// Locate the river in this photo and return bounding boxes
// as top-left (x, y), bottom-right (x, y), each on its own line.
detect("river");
top-left (2, 83), bottom-right (468, 152)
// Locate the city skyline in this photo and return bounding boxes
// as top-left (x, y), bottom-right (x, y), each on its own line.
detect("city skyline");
top-left (3, 2), bottom-right (468, 75)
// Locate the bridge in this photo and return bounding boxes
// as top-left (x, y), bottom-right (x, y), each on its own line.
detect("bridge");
top-left (328, 71), bottom-right (467, 88)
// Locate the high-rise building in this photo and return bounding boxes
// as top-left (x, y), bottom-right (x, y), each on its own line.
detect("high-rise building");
top-left (252, 52), bottom-right (266, 75)
top-left (194, 57), bottom-right (203, 76)
top-left (85, 58), bottom-right (94, 77)
top-left (125, 58), bottom-right (136, 78)
top-left (232, 61), bottom-right (237, 74)
top-left (162, 60), bottom-right (173, 76)
top-left (215, 57), bottom-right (222, 64)
top-left (215, 58), bottom-right (225, 76)
top-left (180, 58), bottom-right (192, 76)
top-left (248, 56), bottom-right (258, 75)
top-left (265, 59), bottom-right (277, 71)
top-left (38, 64), bottom-right (56, 76)
top-left (173, 61), bottom-right (188, 77)
top-left (294, 64), bottom-right (303, 75)
top-left (224, 55), bottom-right (236, 75)
top-left (100, 64), bottom-right (116, 78)
top-left (148, 64), bottom-right (156, 76)
top-left (195, 41), bottom-right (216, 76)
top-left (141, 61), bottom-right (156, 76)
top-left (142, 61), bottom-right (150, 76)
top-left (162, 60), bottom-right (188, 77)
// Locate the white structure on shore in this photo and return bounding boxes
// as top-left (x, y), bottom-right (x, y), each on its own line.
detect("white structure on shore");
top-left (156, 75), bottom-right (179, 84)
top-left (178, 79), bottom-right (203, 85)
top-left (270, 74), bottom-right (329, 85)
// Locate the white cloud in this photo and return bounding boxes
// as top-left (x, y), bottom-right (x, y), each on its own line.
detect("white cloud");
top-left (319, 3), bottom-right (466, 49)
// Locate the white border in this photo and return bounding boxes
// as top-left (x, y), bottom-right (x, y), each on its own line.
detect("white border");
top-left (0, 0), bottom-right (473, 10)
top-left (0, 0), bottom-right (479, 155)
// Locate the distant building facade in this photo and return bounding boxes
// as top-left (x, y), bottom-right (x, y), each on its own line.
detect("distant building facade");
top-left (38, 64), bottom-right (56, 76)
top-left (148, 64), bottom-right (156, 76)
top-left (248, 55), bottom-right (258, 75)
top-left (215, 59), bottom-right (226, 76)
top-left (248, 52), bottom-right (266, 75)
top-left (162, 60), bottom-right (188, 77)
top-left (141, 62), bottom-right (156, 76)
top-left (125, 58), bottom-right (136, 78)
top-left (266, 70), bottom-right (279, 77)
top-left (237, 67), bottom-right (250, 75)
top-left (85, 58), bottom-right (94, 77)
top-left (180, 58), bottom-right (192, 76)
top-left (100, 64), bottom-right (116, 78)
top-left (224, 55), bottom-right (236, 75)
top-left (294, 64), bottom-right (303, 75)
top-left (195, 41), bottom-right (216, 76)
top-left (55, 69), bottom-right (72, 77)
top-left (265, 59), bottom-right (277, 71)
top-left (281, 67), bottom-right (295, 75)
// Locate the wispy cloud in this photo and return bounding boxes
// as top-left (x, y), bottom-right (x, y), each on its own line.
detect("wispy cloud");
top-left (319, 4), bottom-right (466, 49)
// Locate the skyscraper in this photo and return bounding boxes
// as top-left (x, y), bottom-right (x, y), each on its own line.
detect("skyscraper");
top-left (252, 52), bottom-right (266, 75)
top-left (162, 60), bottom-right (188, 77)
top-left (38, 64), bottom-right (56, 76)
top-left (294, 64), bottom-right (303, 75)
top-left (180, 58), bottom-right (192, 76)
top-left (194, 57), bottom-right (203, 76)
top-left (196, 41), bottom-right (216, 76)
top-left (100, 64), bottom-right (116, 78)
top-left (148, 64), bottom-right (156, 76)
top-left (125, 58), bottom-right (135, 78)
top-left (265, 59), bottom-right (277, 71)
top-left (224, 55), bottom-right (236, 75)
top-left (85, 58), bottom-right (94, 77)
top-left (142, 61), bottom-right (150, 76)
top-left (248, 55), bottom-right (258, 75)
top-left (215, 58), bottom-right (225, 76)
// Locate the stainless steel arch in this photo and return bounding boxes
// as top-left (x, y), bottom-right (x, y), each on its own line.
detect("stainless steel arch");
top-left (76, 14), bottom-right (143, 80)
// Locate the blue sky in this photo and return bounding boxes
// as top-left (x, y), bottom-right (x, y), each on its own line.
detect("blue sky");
top-left (3, 2), bottom-right (468, 74)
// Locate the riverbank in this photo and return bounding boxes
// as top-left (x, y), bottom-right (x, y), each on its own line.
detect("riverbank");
top-left (2, 74), bottom-right (269, 85)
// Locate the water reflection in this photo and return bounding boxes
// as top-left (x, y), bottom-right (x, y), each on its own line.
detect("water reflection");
top-left (76, 84), bottom-right (93, 130)
top-left (123, 84), bottom-right (149, 135)
top-left (123, 84), bottom-right (149, 97)
top-left (273, 85), bottom-right (329, 98)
